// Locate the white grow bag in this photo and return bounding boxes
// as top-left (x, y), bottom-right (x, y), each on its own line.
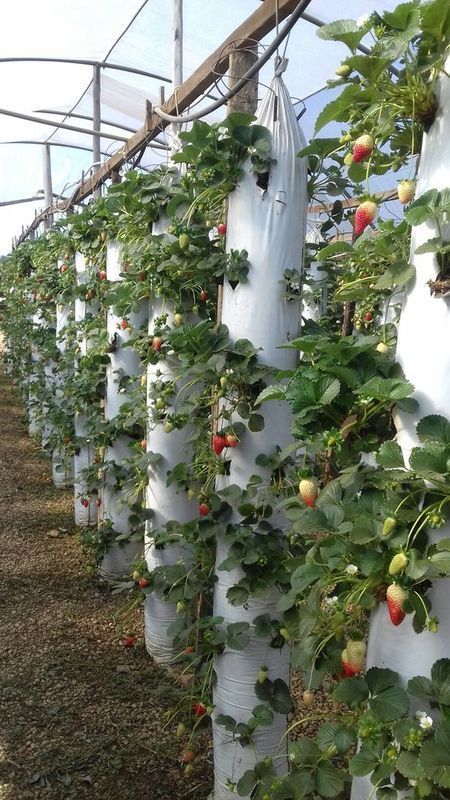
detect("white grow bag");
top-left (351, 60), bottom-right (450, 800)
top-left (212, 76), bottom-right (307, 800)
top-left (52, 297), bottom-right (74, 488)
top-left (99, 242), bottom-right (147, 579)
top-left (73, 252), bottom-right (98, 527)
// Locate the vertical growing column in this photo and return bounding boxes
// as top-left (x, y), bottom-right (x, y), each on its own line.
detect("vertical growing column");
top-left (28, 310), bottom-right (45, 437)
top-left (212, 78), bottom-right (307, 799)
top-left (351, 60), bottom-right (450, 800)
top-left (99, 242), bottom-right (147, 579)
top-left (52, 296), bottom-right (74, 488)
top-left (144, 221), bottom-right (197, 664)
top-left (73, 252), bottom-right (98, 527)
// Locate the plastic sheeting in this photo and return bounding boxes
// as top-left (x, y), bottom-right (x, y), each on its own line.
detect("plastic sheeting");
top-left (212, 76), bottom-right (307, 799)
top-left (351, 60), bottom-right (450, 800)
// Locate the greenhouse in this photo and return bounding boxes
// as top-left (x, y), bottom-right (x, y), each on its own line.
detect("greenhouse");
top-left (1, 1), bottom-right (450, 799)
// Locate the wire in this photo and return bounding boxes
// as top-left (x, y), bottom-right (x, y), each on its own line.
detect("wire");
top-left (153, 0), bottom-right (313, 124)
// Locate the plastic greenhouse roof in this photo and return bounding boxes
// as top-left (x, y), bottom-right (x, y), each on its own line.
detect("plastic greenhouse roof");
top-left (0, 0), bottom-right (403, 254)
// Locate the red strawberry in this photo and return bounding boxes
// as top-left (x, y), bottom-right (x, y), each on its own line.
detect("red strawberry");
top-left (346, 640), bottom-right (366, 674)
top-left (225, 434), bottom-right (238, 448)
top-left (98, 270), bottom-right (107, 280)
top-left (341, 648), bottom-right (354, 677)
top-left (182, 750), bottom-right (195, 764)
top-left (352, 134), bottom-right (374, 163)
top-left (123, 635), bottom-right (136, 647)
top-left (81, 498), bottom-right (89, 508)
top-left (152, 336), bottom-right (162, 351)
top-left (96, 499), bottom-right (102, 508)
top-left (364, 311), bottom-right (373, 322)
top-left (60, 264), bottom-right (69, 274)
top-left (397, 180), bottom-right (415, 205)
top-left (217, 223), bottom-right (227, 236)
top-left (199, 502), bottom-right (210, 516)
top-left (199, 290), bottom-right (209, 302)
top-left (299, 478), bottom-right (318, 508)
top-left (193, 702), bottom-right (207, 717)
top-left (354, 201), bottom-right (377, 237)
top-left (120, 319), bottom-right (129, 330)
top-left (212, 435), bottom-right (227, 455)
top-left (386, 584), bottom-right (408, 626)
top-left (138, 577), bottom-right (150, 589)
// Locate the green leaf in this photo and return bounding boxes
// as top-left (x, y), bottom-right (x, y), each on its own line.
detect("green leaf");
top-left (366, 668), bottom-right (401, 695)
top-left (409, 443), bottom-right (449, 478)
top-left (315, 762), bottom-right (346, 798)
top-left (215, 714), bottom-right (237, 732)
top-left (317, 19), bottom-right (367, 52)
top-left (248, 414), bottom-right (265, 432)
top-left (314, 84), bottom-right (362, 133)
top-left (350, 746), bottom-right (381, 777)
top-left (370, 685), bottom-right (410, 722)
top-left (253, 614), bottom-right (273, 638)
top-left (356, 377), bottom-right (414, 401)
top-left (271, 679), bottom-right (294, 714)
top-left (376, 787), bottom-right (397, 800)
top-left (333, 676), bottom-right (369, 708)
top-left (227, 621), bottom-right (250, 650)
top-left (290, 563), bottom-right (324, 593)
top-left (252, 705), bottom-right (274, 726)
top-left (432, 659), bottom-right (450, 686)
top-left (377, 441), bottom-right (405, 468)
top-left (419, 741), bottom-right (450, 788)
top-left (407, 675), bottom-right (434, 701)
top-left (417, 415), bottom-right (450, 444)
top-left (255, 385), bottom-right (286, 405)
top-left (430, 552), bottom-right (450, 574)
top-left (404, 189), bottom-right (440, 226)
top-left (237, 770), bottom-right (257, 797)
top-left (397, 750), bottom-right (421, 780)
top-left (226, 585), bottom-right (249, 606)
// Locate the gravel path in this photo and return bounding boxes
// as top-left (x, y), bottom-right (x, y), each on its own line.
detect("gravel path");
top-left (0, 372), bottom-right (212, 800)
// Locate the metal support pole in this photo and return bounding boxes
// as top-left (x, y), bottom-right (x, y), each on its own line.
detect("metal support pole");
top-left (42, 143), bottom-right (53, 230)
top-left (92, 64), bottom-right (101, 198)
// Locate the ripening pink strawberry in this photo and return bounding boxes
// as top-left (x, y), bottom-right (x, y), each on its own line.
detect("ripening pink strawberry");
top-left (352, 134), bottom-right (374, 163)
top-left (299, 478), bottom-right (318, 508)
top-left (354, 201), bottom-right (377, 237)
top-left (346, 640), bottom-right (366, 674)
top-left (341, 648), bottom-right (354, 678)
top-left (386, 584), bottom-right (408, 626)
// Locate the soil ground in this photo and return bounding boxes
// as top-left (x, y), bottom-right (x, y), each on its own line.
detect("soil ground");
top-left (0, 372), bottom-right (213, 800)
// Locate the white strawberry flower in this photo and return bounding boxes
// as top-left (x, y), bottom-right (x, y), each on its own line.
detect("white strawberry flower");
top-left (357, 14), bottom-right (371, 28)
top-left (208, 227), bottom-right (218, 241)
top-left (409, 780), bottom-right (418, 787)
top-left (419, 714), bottom-right (433, 731)
top-left (346, 564), bottom-right (358, 575)
top-left (217, 126), bottom-right (229, 141)
top-left (325, 595), bottom-right (339, 607)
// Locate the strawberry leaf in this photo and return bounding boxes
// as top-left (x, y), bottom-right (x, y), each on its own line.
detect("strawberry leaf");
top-left (416, 414), bottom-right (450, 444)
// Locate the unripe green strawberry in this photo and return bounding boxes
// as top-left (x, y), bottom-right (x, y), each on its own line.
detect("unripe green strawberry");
top-left (303, 690), bottom-right (314, 706)
top-left (376, 342), bottom-right (390, 354)
top-left (354, 201), bottom-right (377, 236)
top-left (179, 233), bottom-right (190, 250)
top-left (339, 132), bottom-right (352, 144)
top-left (397, 180), bottom-right (415, 205)
top-left (388, 552), bottom-right (409, 575)
top-left (386, 583), bottom-right (408, 626)
top-left (279, 627), bottom-right (290, 641)
top-left (299, 478), bottom-right (318, 508)
top-left (176, 722), bottom-right (186, 738)
top-left (346, 639), bottom-right (366, 674)
top-left (335, 64), bottom-right (351, 78)
top-left (219, 376), bottom-right (228, 389)
top-left (258, 666), bottom-right (269, 684)
top-left (352, 134), bottom-right (374, 163)
top-left (382, 517), bottom-right (397, 536)
top-left (344, 152), bottom-right (354, 166)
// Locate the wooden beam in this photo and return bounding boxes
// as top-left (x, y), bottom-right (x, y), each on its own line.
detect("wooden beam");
top-left (70, 0), bottom-right (300, 205)
top-left (16, 0), bottom-right (300, 245)
top-left (308, 189), bottom-right (398, 215)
